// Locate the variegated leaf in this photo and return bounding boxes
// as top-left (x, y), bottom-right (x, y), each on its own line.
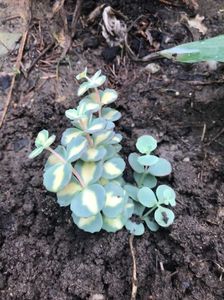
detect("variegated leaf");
top-left (102, 183), bottom-right (126, 218)
top-left (81, 145), bottom-right (106, 162)
top-left (66, 136), bottom-right (88, 162)
top-left (101, 89), bottom-right (118, 105)
top-left (102, 213), bottom-right (126, 232)
top-left (102, 157), bottom-right (125, 179)
top-left (70, 184), bottom-right (105, 217)
top-left (72, 212), bottom-right (103, 233)
top-left (43, 162), bottom-right (72, 192)
top-left (86, 118), bottom-right (106, 134)
top-left (75, 160), bottom-right (103, 186)
top-left (61, 128), bottom-right (83, 146)
top-left (44, 145), bottom-right (68, 171)
top-left (57, 177), bottom-right (82, 207)
top-left (101, 107), bottom-right (121, 121)
top-left (93, 130), bottom-right (114, 146)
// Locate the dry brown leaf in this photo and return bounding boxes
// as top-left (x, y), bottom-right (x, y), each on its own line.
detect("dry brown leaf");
top-left (187, 14), bottom-right (207, 35)
top-left (102, 6), bottom-right (127, 47)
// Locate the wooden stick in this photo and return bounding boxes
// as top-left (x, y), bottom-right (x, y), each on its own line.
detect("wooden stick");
top-left (129, 235), bottom-right (138, 300)
top-left (71, 0), bottom-right (82, 38)
top-left (0, 30), bottom-right (28, 128)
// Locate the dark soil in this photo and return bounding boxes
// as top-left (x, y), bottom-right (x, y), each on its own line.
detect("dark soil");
top-left (0, 0), bottom-right (224, 299)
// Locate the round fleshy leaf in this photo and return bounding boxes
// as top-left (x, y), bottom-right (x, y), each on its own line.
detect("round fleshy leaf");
top-left (101, 89), bottom-right (118, 105)
top-left (110, 176), bottom-right (125, 187)
top-left (101, 107), bottom-right (121, 121)
top-left (133, 172), bottom-right (157, 188)
top-left (35, 129), bottom-right (49, 147)
top-left (89, 74), bottom-right (106, 88)
top-left (45, 145), bottom-right (68, 171)
top-left (123, 199), bottom-right (135, 220)
top-left (105, 121), bottom-right (115, 130)
top-left (75, 160), bottom-right (103, 186)
top-left (61, 128), bottom-right (83, 146)
top-left (66, 136), bottom-right (88, 162)
top-left (156, 185), bottom-right (176, 206)
top-left (137, 187), bottom-right (157, 208)
top-left (65, 109), bottom-right (79, 120)
top-left (79, 97), bottom-right (100, 114)
top-left (29, 146), bottom-right (44, 159)
top-left (71, 184), bottom-right (105, 217)
top-left (91, 69), bottom-right (102, 81)
top-left (136, 135), bottom-right (157, 154)
top-left (154, 207), bottom-right (175, 227)
top-left (81, 146), bottom-right (106, 162)
top-left (125, 220), bottom-right (145, 236)
top-left (128, 153), bottom-right (144, 173)
top-left (86, 118), bottom-right (106, 134)
top-left (72, 212), bottom-right (103, 233)
top-left (57, 177), bottom-right (82, 207)
top-left (77, 82), bottom-right (90, 96)
top-left (43, 162), bottom-right (72, 192)
top-left (102, 214), bottom-right (126, 232)
top-left (148, 158), bottom-right (172, 177)
top-left (124, 184), bottom-right (138, 201)
top-left (145, 217), bottom-right (159, 232)
top-left (102, 183), bottom-right (126, 218)
top-left (133, 203), bottom-right (145, 217)
top-left (108, 133), bottom-right (122, 145)
top-left (137, 155), bottom-right (159, 166)
top-left (103, 145), bottom-right (117, 160)
top-left (102, 157), bottom-right (125, 179)
top-left (76, 67), bottom-right (87, 80)
top-left (43, 135), bottom-right (56, 148)
top-left (93, 130), bottom-right (114, 146)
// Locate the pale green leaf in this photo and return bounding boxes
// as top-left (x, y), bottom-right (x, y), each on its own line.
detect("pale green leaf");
top-left (43, 162), bottom-right (72, 192)
top-left (66, 136), bottom-right (88, 162)
top-left (93, 130), bottom-right (114, 146)
top-left (154, 207), bottom-right (175, 227)
top-left (101, 89), bottom-right (118, 105)
top-left (145, 217), bottom-right (159, 232)
top-left (61, 128), bottom-right (83, 146)
top-left (160, 35), bottom-right (224, 63)
top-left (102, 157), bottom-right (125, 179)
top-left (137, 155), bottom-right (158, 166)
top-left (76, 67), bottom-right (87, 80)
top-left (75, 160), bottom-right (103, 186)
top-left (102, 214), bottom-right (126, 232)
top-left (137, 187), bottom-right (157, 207)
top-left (77, 82), bottom-right (90, 96)
top-left (81, 146), bottom-right (106, 162)
top-left (156, 185), bottom-right (176, 206)
top-left (86, 118), bottom-right (106, 134)
top-left (45, 145), bottom-right (68, 171)
top-left (102, 183), bottom-right (126, 218)
top-left (133, 172), bottom-right (157, 188)
top-left (128, 153), bottom-right (144, 173)
top-left (136, 135), bottom-right (157, 154)
top-left (72, 212), bottom-right (103, 233)
top-left (57, 177), bottom-right (82, 206)
top-left (148, 158), bottom-right (172, 177)
top-left (71, 184), bottom-right (105, 217)
top-left (35, 129), bottom-right (49, 147)
top-left (28, 146), bottom-right (44, 159)
top-left (125, 220), bottom-right (145, 236)
top-left (124, 184), bottom-right (138, 201)
top-left (101, 107), bottom-right (121, 121)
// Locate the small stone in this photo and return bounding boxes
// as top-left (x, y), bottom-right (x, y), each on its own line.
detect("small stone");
top-left (144, 63), bottom-right (160, 74)
top-left (183, 157), bottom-right (190, 162)
top-left (89, 294), bottom-right (105, 300)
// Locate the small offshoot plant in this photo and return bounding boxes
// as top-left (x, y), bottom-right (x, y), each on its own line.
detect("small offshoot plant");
top-left (29, 68), bottom-right (176, 235)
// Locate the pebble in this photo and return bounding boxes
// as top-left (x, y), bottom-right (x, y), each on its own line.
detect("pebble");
top-left (183, 157), bottom-right (190, 162)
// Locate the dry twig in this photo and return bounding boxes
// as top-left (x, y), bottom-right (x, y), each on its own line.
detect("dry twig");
top-left (71, 0), bottom-right (83, 38)
top-left (129, 235), bottom-right (138, 300)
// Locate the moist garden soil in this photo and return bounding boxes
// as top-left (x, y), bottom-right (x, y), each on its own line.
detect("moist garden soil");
top-left (0, 0), bottom-right (224, 299)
